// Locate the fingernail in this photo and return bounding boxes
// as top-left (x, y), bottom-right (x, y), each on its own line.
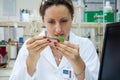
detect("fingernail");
top-left (49, 40), bottom-right (51, 43)
top-left (54, 42), bottom-right (57, 46)
top-left (57, 39), bottom-right (60, 42)
top-left (43, 36), bottom-right (47, 38)
top-left (54, 42), bottom-right (57, 45)
top-left (47, 39), bottom-right (51, 43)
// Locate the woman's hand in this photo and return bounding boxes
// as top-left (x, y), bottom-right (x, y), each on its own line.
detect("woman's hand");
top-left (26, 36), bottom-right (49, 58)
top-left (56, 41), bottom-right (80, 63)
top-left (55, 41), bottom-right (85, 79)
top-left (26, 36), bottom-right (50, 76)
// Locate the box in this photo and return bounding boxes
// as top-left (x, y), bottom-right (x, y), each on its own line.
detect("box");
top-left (84, 10), bottom-right (114, 22)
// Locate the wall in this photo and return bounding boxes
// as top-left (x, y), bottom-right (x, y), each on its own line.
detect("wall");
top-left (0, 28), bottom-right (4, 41)
top-left (117, 0), bottom-right (120, 9)
top-left (84, 1), bottom-right (103, 11)
top-left (0, 0), bottom-right (41, 21)
top-left (16, 0), bottom-right (41, 21)
top-left (0, 0), bottom-right (4, 20)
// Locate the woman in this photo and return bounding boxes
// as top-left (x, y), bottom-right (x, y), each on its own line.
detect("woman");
top-left (9, 0), bottom-right (99, 80)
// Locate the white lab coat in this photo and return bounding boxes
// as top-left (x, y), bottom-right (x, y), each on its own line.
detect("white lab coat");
top-left (9, 31), bottom-right (100, 80)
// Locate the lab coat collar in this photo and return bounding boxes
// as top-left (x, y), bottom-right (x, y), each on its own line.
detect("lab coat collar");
top-left (41, 46), bottom-right (70, 69)
top-left (41, 46), bottom-right (58, 68)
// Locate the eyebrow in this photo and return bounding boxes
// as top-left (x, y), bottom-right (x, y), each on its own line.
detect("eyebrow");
top-left (44, 17), bottom-right (69, 20)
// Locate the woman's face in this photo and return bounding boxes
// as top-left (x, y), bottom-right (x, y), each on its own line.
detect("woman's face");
top-left (43, 5), bottom-right (72, 40)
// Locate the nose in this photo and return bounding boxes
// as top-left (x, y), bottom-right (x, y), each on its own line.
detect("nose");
top-left (55, 23), bottom-right (62, 34)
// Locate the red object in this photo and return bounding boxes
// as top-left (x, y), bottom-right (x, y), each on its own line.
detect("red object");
top-left (0, 47), bottom-right (6, 57)
top-left (0, 54), bottom-right (2, 63)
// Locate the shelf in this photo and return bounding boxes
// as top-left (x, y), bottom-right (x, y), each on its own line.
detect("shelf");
top-left (24, 34), bottom-right (34, 37)
top-left (72, 22), bottom-right (106, 28)
top-left (84, 2), bottom-right (115, 4)
top-left (0, 21), bottom-right (106, 28)
top-left (0, 21), bottom-right (39, 27)
top-left (0, 45), bottom-right (7, 47)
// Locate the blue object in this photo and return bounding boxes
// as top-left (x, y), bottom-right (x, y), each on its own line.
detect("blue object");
top-left (63, 70), bottom-right (69, 74)
top-left (19, 37), bottom-right (24, 43)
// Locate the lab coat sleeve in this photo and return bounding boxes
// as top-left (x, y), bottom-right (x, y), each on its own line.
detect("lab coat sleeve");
top-left (9, 43), bottom-right (37, 80)
top-left (79, 38), bottom-right (100, 80)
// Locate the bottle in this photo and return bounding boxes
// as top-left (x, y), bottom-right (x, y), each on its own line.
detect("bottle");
top-left (104, 1), bottom-right (112, 13)
top-left (20, 9), bottom-right (23, 21)
top-left (72, 0), bottom-right (84, 23)
top-left (21, 9), bottom-right (26, 22)
top-left (104, 1), bottom-right (114, 22)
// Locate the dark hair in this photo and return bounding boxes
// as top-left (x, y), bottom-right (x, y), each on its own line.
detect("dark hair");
top-left (39, 0), bottom-right (74, 19)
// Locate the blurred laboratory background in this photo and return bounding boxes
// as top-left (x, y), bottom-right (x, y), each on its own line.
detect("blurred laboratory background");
top-left (0, 0), bottom-right (120, 80)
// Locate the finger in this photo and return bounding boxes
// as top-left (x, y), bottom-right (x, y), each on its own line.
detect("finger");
top-left (39, 46), bottom-right (47, 53)
top-left (56, 46), bottom-right (70, 57)
top-left (35, 42), bottom-right (49, 53)
top-left (56, 45), bottom-right (80, 61)
top-left (27, 38), bottom-right (49, 49)
top-left (27, 36), bottom-right (46, 44)
top-left (27, 42), bottom-right (48, 54)
top-left (63, 41), bottom-right (79, 49)
top-left (56, 43), bottom-right (79, 56)
top-left (57, 43), bottom-right (73, 53)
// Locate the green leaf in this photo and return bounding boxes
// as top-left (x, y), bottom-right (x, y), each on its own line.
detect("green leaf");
top-left (57, 36), bottom-right (64, 42)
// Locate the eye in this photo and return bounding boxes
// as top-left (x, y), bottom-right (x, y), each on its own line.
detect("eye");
top-left (48, 20), bottom-right (55, 24)
top-left (61, 19), bottom-right (68, 23)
